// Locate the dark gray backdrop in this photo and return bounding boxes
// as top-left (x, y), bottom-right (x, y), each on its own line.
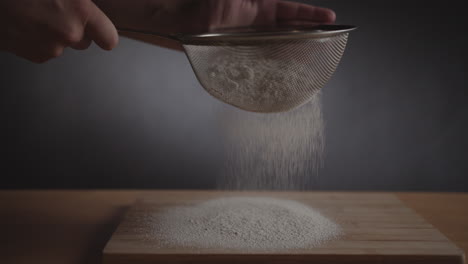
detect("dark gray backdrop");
top-left (1, 0), bottom-right (467, 191)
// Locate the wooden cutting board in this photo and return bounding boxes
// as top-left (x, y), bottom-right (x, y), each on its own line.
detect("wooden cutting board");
top-left (103, 191), bottom-right (465, 264)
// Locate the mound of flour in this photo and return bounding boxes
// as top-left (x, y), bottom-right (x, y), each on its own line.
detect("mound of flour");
top-left (148, 197), bottom-right (341, 250)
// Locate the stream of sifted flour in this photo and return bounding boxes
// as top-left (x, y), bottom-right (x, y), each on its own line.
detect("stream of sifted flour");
top-left (217, 94), bottom-right (325, 190)
top-left (139, 95), bottom-right (342, 250)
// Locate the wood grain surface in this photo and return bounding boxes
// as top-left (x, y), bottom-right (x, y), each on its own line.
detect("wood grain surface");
top-left (0, 191), bottom-right (466, 264)
top-left (103, 191), bottom-right (464, 264)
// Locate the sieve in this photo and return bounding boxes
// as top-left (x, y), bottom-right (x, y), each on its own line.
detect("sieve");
top-left (118, 25), bottom-right (356, 113)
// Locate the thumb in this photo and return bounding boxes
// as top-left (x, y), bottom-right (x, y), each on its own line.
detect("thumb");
top-left (85, 2), bottom-right (119, 50)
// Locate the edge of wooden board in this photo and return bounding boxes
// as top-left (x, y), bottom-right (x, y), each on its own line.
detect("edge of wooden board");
top-left (103, 252), bottom-right (465, 264)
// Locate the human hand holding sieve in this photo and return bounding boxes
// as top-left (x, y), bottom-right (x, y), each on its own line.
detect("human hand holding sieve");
top-left (0, 0), bottom-right (336, 62)
top-left (0, 0), bottom-right (118, 63)
top-left (97, 0), bottom-right (336, 50)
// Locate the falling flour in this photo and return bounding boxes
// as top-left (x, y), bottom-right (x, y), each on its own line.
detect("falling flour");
top-left (217, 94), bottom-right (324, 190)
top-left (147, 197), bottom-right (341, 250)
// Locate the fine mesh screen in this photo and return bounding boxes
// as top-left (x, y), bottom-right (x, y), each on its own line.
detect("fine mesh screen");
top-left (184, 33), bottom-right (349, 113)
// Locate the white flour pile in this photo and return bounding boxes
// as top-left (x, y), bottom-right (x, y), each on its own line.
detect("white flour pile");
top-left (147, 197), bottom-right (341, 250)
top-left (217, 94), bottom-right (324, 190)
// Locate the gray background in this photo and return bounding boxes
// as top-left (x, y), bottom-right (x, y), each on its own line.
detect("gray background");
top-left (1, 0), bottom-right (467, 191)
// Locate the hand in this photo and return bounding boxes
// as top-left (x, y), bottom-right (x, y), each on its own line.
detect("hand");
top-left (0, 0), bottom-right (118, 63)
top-left (201, 0), bottom-right (336, 31)
top-left (97, 0), bottom-right (336, 50)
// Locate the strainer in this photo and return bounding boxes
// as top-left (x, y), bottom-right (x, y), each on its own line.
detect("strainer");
top-left (118, 25), bottom-right (356, 113)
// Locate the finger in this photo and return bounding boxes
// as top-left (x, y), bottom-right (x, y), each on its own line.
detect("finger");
top-left (85, 2), bottom-right (119, 50)
top-left (12, 42), bottom-right (65, 64)
top-left (69, 35), bottom-right (92, 50)
top-left (278, 20), bottom-right (320, 27)
top-left (276, 1), bottom-right (336, 24)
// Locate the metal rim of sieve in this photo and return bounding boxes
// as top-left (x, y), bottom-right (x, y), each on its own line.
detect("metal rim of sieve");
top-left (118, 25), bottom-right (356, 45)
top-left (178, 25), bottom-right (356, 45)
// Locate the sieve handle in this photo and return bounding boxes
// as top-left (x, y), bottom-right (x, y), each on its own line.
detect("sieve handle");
top-left (116, 27), bottom-right (180, 42)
